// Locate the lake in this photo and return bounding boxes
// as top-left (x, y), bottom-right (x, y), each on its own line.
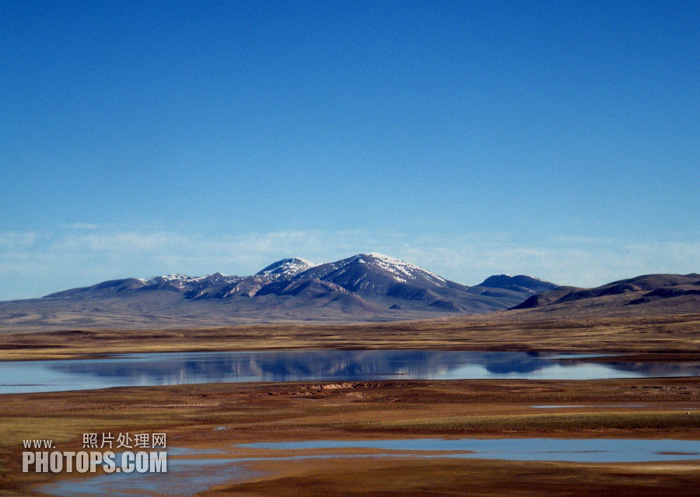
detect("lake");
top-left (2, 349), bottom-right (700, 394)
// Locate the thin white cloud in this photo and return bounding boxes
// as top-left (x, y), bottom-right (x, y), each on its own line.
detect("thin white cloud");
top-left (0, 231), bottom-right (38, 249)
top-left (63, 223), bottom-right (100, 230)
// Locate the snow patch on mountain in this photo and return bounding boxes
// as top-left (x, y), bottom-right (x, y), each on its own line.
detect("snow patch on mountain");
top-left (256, 258), bottom-right (316, 278)
top-left (140, 273), bottom-right (238, 285)
top-left (362, 253), bottom-right (447, 285)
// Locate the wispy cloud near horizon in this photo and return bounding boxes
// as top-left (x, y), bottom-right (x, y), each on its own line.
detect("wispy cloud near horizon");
top-left (0, 227), bottom-right (698, 300)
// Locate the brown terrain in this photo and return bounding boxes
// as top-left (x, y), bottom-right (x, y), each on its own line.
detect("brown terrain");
top-left (0, 311), bottom-right (699, 496)
top-left (0, 313), bottom-right (699, 361)
top-left (1, 378), bottom-right (700, 496)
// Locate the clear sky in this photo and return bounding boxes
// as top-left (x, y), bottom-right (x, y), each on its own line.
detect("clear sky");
top-left (1, 1), bottom-right (698, 300)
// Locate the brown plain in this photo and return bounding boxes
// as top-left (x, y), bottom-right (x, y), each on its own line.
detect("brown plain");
top-left (1, 313), bottom-right (699, 496)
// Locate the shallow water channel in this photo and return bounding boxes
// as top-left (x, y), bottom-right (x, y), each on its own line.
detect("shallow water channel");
top-left (2, 349), bottom-right (700, 394)
top-left (38, 438), bottom-right (700, 497)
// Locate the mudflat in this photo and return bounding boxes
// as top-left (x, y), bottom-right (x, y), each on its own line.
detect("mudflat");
top-left (2, 377), bottom-right (700, 496)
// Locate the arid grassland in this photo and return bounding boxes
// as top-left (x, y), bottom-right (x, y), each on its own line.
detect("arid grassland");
top-left (1, 378), bottom-right (700, 496)
top-left (0, 313), bottom-right (699, 361)
top-left (0, 313), bottom-right (699, 496)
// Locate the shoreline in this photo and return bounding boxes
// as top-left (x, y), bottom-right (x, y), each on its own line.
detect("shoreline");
top-left (3, 377), bottom-right (700, 495)
top-left (2, 313), bottom-right (700, 495)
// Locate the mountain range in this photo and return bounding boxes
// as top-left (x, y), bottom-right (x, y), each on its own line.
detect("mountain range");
top-left (43, 253), bottom-right (557, 313)
top-left (0, 253), bottom-right (696, 332)
top-left (0, 253), bottom-right (556, 330)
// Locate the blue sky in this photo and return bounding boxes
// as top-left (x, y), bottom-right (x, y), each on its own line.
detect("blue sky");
top-left (1, 1), bottom-right (698, 300)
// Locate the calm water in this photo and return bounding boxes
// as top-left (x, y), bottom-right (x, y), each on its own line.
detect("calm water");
top-left (2, 349), bottom-right (700, 394)
top-left (240, 437), bottom-right (700, 463)
top-left (38, 438), bottom-right (700, 497)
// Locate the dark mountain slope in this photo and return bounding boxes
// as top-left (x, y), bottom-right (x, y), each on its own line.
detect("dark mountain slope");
top-left (510, 273), bottom-right (700, 316)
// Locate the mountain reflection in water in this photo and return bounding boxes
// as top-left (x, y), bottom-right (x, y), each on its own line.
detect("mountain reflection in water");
top-left (1, 350), bottom-right (700, 394)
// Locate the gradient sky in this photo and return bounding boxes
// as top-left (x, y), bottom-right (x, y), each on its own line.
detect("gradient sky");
top-left (1, 1), bottom-right (698, 300)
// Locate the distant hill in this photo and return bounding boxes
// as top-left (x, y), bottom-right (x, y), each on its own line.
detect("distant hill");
top-left (467, 274), bottom-right (559, 303)
top-left (512, 273), bottom-right (700, 317)
top-left (0, 253), bottom-right (558, 331)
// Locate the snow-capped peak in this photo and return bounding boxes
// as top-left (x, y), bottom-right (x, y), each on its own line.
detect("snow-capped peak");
top-left (367, 252), bottom-right (394, 259)
top-left (256, 258), bottom-right (316, 277)
top-left (140, 273), bottom-right (237, 285)
top-left (140, 273), bottom-right (190, 284)
top-left (354, 253), bottom-right (447, 285)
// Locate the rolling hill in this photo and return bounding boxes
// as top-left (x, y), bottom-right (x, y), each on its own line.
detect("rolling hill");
top-left (512, 273), bottom-right (700, 317)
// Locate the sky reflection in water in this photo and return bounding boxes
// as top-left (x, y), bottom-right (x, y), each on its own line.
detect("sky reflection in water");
top-left (1, 350), bottom-right (700, 394)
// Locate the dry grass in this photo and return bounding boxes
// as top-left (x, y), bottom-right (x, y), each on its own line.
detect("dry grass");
top-left (216, 457), bottom-right (700, 497)
top-left (0, 313), bottom-right (699, 361)
top-left (2, 378), bottom-right (700, 495)
top-left (1, 312), bottom-right (700, 495)
top-left (353, 411), bottom-right (700, 434)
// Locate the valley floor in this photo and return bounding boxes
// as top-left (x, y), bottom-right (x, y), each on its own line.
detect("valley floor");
top-left (1, 378), bottom-right (700, 496)
top-left (0, 313), bottom-right (699, 361)
top-left (1, 314), bottom-right (699, 496)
